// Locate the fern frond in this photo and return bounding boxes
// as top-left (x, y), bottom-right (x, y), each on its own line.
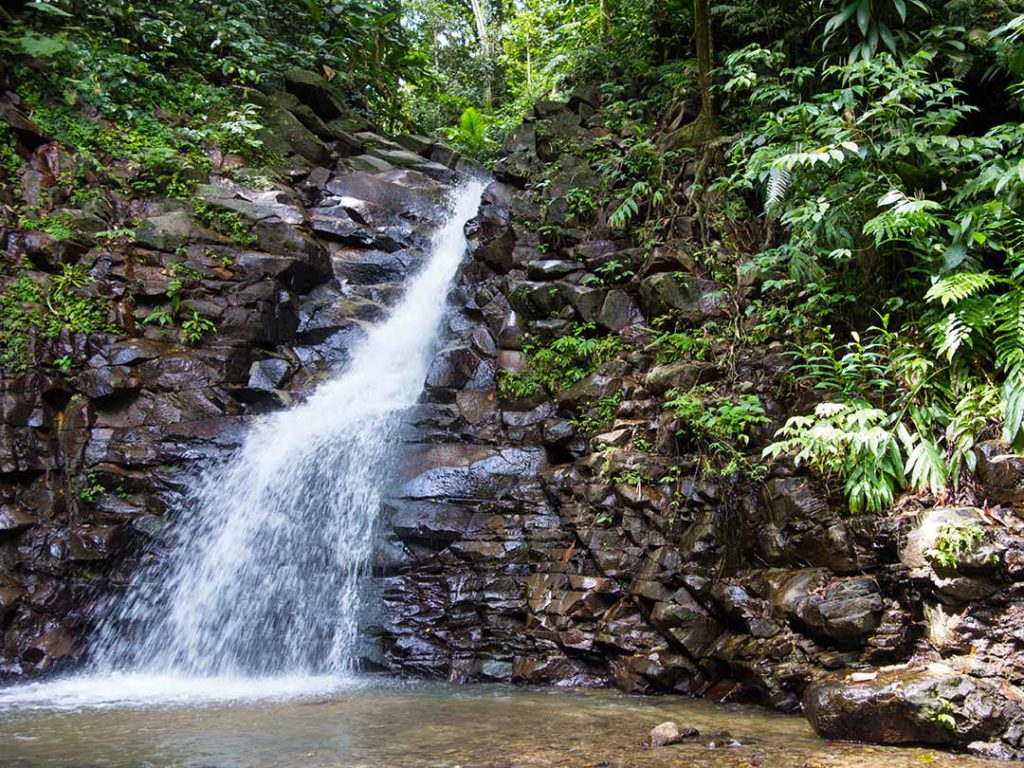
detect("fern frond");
top-left (932, 312), bottom-right (973, 361)
top-left (609, 197), bottom-right (639, 229)
top-left (1002, 366), bottom-right (1024, 445)
top-left (924, 272), bottom-right (999, 307)
top-left (993, 288), bottom-right (1024, 373)
top-left (766, 165), bottom-right (792, 212)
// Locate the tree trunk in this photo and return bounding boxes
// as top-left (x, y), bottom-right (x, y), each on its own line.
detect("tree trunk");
top-left (469, 0), bottom-right (493, 106)
top-left (668, 0), bottom-right (717, 147)
top-left (694, 0), bottom-right (714, 124)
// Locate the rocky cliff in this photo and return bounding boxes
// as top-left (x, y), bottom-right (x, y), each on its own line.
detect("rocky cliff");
top-left (3, 79), bottom-right (1024, 759)
top-left (375, 93), bottom-right (1024, 760)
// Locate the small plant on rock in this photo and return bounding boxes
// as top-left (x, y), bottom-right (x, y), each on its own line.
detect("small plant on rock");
top-left (667, 386), bottom-right (769, 477)
top-left (181, 311), bottom-right (216, 345)
top-left (930, 699), bottom-right (958, 732)
top-left (79, 473), bottom-right (105, 504)
top-left (928, 521), bottom-right (985, 569)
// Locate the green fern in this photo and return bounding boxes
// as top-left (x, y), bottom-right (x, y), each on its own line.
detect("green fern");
top-left (925, 272), bottom-right (998, 307)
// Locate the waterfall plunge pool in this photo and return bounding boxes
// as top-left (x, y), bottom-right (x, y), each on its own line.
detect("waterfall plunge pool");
top-left (0, 678), bottom-right (1005, 767)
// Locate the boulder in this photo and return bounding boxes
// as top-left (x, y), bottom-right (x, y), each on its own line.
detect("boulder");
top-left (526, 259), bottom-right (582, 280)
top-left (975, 441), bottom-right (1024, 507)
top-left (560, 283), bottom-right (606, 324)
top-left (466, 209), bottom-right (515, 275)
top-left (597, 289), bottom-right (644, 331)
top-left (556, 373), bottom-right (621, 410)
top-left (247, 359), bottom-right (290, 391)
top-left (638, 272), bottom-right (726, 322)
top-left (804, 664), bottom-right (1017, 752)
top-left (646, 721), bottom-right (698, 748)
top-left (794, 576), bottom-right (884, 647)
top-left (134, 209), bottom-right (195, 252)
top-left (283, 69), bottom-right (347, 121)
top-left (494, 122), bottom-right (537, 184)
top-left (252, 98), bottom-right (329, 165)
top-left (644, 361), bottom-right (717, 396)
top-left (426, 344), bottom-right (481, 389)
top-left (196, 184), bottom-right (305, 226)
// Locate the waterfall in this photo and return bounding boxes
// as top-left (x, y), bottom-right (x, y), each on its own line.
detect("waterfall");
top-left (83, 179), bottom-right (487, 681)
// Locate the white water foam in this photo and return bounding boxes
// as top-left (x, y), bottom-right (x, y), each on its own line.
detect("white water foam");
top-left (0, 179), bottom-right (486, 710)
top-left (0, 672), bottom-right (367, 710)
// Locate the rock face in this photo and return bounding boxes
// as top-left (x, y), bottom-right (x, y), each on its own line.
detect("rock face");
top-left (0, 79), bottom-right (459, 678)
top-left (4, 82), bottom-right (1024, 761)
top-left (367, 93), bottom-right (1024, 760)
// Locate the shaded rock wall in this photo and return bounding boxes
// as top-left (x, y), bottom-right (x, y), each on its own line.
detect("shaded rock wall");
top-left (3, 79), bottom-right (1024, 760)
top-left (372, 94), bottom-right (1024, 760)
top-left (0, 84), bottom-right (465, 677)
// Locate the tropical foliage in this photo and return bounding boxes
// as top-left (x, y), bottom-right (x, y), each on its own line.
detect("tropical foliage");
top-left (3, 0), bottom-right (1024, 516)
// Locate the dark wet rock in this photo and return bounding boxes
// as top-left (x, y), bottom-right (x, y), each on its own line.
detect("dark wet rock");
top-left (494, 123), bottom-right (537, 184)
top-left (527, 259), bottom-right (582, 280)
top-left (134, 209), bottom-right (195, 251)
top-left (235, 250), bottom-right (331, 293)
top-left (794, 576), bottom-right (884, 647)
top-left (559, 283), bottom-right (607, 324)
top-left (388, 501), bottom-right (474, 544)
top-left (426, 345), bottom-right (481, 389)
top-left (330, 247), bottom-right (419, 285)
top-left (638, 273), bottom-right (726, 322)
top-left (804, 664), bottom-right (1020, 754)
top-left (644, 361), bottom-right (717, 396)
top-left (196, 183), bottom-right (305, 225)
top-left (348, 154), bottom-right (396, 174)
top-left (759, 478), bottom-right (867, 573)
top-left (556, 373), bottom-right (621, 410)
top-left (284, 69), bottom-right (348, 121)
top-left (598, 289), bottom-right (644, 331)
top-left (466, 204), bottom-right (516, 274)
top-left (251, 93), bottom-right (330, 164)
top-left (247, 359), bottom-right (290, 391)
top-left (975, 441), bottom-right (1024, 507)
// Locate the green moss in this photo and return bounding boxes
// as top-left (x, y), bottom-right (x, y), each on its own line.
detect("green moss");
top-left (17, 212), bottom-right (76, 241)
top-left (192, 199), bottom-right (258, 247)
top-left (0, 264), bottom-right (115, 374)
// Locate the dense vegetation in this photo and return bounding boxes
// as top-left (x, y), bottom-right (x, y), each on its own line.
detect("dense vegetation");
top-left (1, 0), bottom-right (1023, 515)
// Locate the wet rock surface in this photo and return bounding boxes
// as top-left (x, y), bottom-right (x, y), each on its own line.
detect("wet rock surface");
top-left (369, 94), bottom-right (1024, 760)
top-left (4, 81), bottom-right (1024, 762)
top-left (0, 78), bottom-right (459, 679)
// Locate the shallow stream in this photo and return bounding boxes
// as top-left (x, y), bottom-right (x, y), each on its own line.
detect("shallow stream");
top-left (0, 677), bottom-right (1005, 768)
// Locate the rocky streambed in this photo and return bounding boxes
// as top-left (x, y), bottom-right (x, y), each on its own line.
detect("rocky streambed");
top-left (2, 73), bottom-right (1024, 759)
top-left (0, 682), bottom-right (1011, 768)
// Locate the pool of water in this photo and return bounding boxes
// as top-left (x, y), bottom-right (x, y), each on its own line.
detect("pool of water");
top-left (0, 676), bottom-right (1005, 768)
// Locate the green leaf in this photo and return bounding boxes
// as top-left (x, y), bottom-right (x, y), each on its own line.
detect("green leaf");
top-left (27, 0), bottom-right (72, 17)
top-left (878, 21), bottom-right (897, 52)
top-left (825, 2), bottom-right (860, 34)
top-left (857, 0), bottom-right (872, 36)
top-left (17, 31), bottom-right (68, 58)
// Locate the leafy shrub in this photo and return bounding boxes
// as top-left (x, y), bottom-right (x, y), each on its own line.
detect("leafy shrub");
top-left (523, 324), bottom-right (622, 393)
top-left (666, 386), bottom-right (769, 477)
top-left (192, 200), bottom-right (257, 247)
top-left (573, 393), bottom-right (623, 434)
top-left (448, 107), bottom-right (490, 160)
top-left (0, 264), bottom-right (113, 373)
top-left (765, 402), bottom-right (905, 513)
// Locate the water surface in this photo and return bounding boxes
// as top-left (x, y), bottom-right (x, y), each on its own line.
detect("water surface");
top-left (0, 680), bottom-right (1004, 768)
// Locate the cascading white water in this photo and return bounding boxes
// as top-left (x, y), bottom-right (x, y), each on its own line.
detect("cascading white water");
top-left (74, 179), bottom-right (487, 685)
